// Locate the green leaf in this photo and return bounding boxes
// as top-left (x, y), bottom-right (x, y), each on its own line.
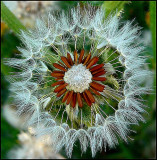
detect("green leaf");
top-left (102, 1), bottom-right (130, 17)
top-left (81, 1), bottom-right (104, 6)
top-left (150, 1), bottom-right (156, 65)
top-left (150, 1), bottom-right (156, 102)
top-left (1, 113), bottom-right (19, 159)
top-left (1, 1), bottom-right (27, 35)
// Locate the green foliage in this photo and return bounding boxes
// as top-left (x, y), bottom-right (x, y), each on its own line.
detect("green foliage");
top-left (56, 1), bottom-right (79, 12)
top-left (82, 1), bottom-right (104, 6)
top-left (102, 1), bottom-right (130, 17)
top-left (150, 1), bottom-right (156, 66)
top-left (150, 2), bottom-right (156, 114)
top-left (1, 73), bottom-right (10, 105)
top-left (1, 1), bottom-right (27, 35)
top-left (122, 1), bottom-right (149, 28)
top-left (1, 32), bottom-right (21, 105)
top-left (1, 114), bottom-right (19, 159)
top-left (1, 32), bottom-right (21, 74)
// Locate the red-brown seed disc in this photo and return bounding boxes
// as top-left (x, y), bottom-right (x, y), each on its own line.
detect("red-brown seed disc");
top-left (93, 70), bottom-right (106, 77)
top-left (58, 61), bottom-right (67, 68)
top-left (83, 53), bottom-right (91, 65)
top-left (52, 70), bottom-right (64, 74)
top-left (53, 63), bottom-right (67, 72)
top-left (51, 72), bottom-right (64, 78)
top-left (82, 92), bottom-right (92, 106)
top-left (92, 77), bottom-right (106, 81)
top-left (62, 91), bottom-right (70, 103)
top-left (55, 77), bottom-right (63, 81)
top-left (85, 90), bottom-right (95, 103)
top-left (92, 68), bottom-right (105, 75)
top-left (61, 56), bottom-right (71, 68)
top-left (77, 92), bottom-right (83, 107)
top-left (86, 57), bottom-right (99, 69)
top-left (71, 93), bottom-right (77, 108)
top-left (57, 89), bottom-right (67, 97)
top-left (67, 53), bottom-right (74, 66)
top-left (51, 81), bottom-right (64, 87)
top-left (82, 55), bottom-right (87, 63)
top-left (90, 87), bottom-right (100, 96)
top-left (92, 81), bottom-right (105, 88)
top-left (90, 64), bottom-right (104, 72)
top-left (90, 82), bottom-right (105, 92)
top-left (66, 91), bottom-right (74, 105)
top-left (51, 48), bottom-right (107, 108)
top-left (79, 49), bottom-right (84, 64)
top-left (54, 83), bottom-right (68, 93)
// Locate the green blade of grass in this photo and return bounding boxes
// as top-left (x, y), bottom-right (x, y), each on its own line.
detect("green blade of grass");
top-left (150, 1), bottom-right (156, 107)
top-left (150, 1), bottom-right (156, 65)
top-left (1, 1), bottom-right (27, 35)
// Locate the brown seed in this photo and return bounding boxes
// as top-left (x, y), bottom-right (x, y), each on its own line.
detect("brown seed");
top-left (51, 72), bottom-right (64, 78)
top-left (85, 58), bottom-right (92, 66)
top-left (52, 70), bottom-right (65, 74)
top-left (62, 91), bottom-right (70, 103)
top-left (92, 77), bottom-right (106, 81)
top-left (67, 53), bottom-right (74, 65)
top-left (66, 91), bottom-right (74, 105)
top-left (74, 50), bottom-right (78, 65)
top-left (51, 81), bottom-right (64, 87)
top-left (85, 90), bottom-right (95, 103)
top-left (58, 61), bottom-right (67, 68)
top-left (54, 83), bottom-right (68, 93)
top-left (86, 58), bottom-right (96, 66)
top-left (52, 70), bottom-right (64, 74)
top-left (61, 56), bottom-right (71, 68)
top-left (83, 53), bottom-right (91, 65)
top-left (55, 77), bottom-right (63, 81)
top-left (92, 68), bottom-right (105, 75)
top-left (90, 87), bottom-right (100, 96)
top-left (57, 89), bottom-right (66, 97)
top-left (71, 93), bottom-right (77, 108)
top-left (90, 64), bottom-right (104, 72)
top-left (94, 70), bottom-right (106, 77)
top-left (53, 63), bottom-right (67, 72)
top-left (77, 92), bottom-right (83, 107)
top-left (92, 81), bottom-right (105, 88)
top-left (82, 55), bottom-right (87, 63)
top-left (79, 49), bottom-right (84, 64)
top-left (86, 57), bottom-right (99, 69)
top-left (90, 82), bottom-right (105, 92)
top-left (82, 92), bottom-right (92, 106)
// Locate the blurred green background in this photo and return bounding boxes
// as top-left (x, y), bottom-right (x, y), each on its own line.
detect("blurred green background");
top-left (1, 1), bottom-right (156, 159)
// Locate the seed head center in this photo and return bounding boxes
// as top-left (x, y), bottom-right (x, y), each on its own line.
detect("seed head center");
top-left (64, 64), bottom-right (92, 93)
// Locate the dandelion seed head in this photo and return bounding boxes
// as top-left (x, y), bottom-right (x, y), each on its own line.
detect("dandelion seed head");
top-left (5, 3), bottom-right (152, 158)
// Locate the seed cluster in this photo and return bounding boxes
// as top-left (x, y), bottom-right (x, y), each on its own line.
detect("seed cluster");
top-left (64, 64), bottom-right (92, 93)
top-left (51, 49), bottom-right (107, 108)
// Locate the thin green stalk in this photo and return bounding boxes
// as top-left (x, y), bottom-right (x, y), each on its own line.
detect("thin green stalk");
top-left (1, 1), bottom-right (27, 35)
top-left (150, 1), bottom-right (156, 65)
